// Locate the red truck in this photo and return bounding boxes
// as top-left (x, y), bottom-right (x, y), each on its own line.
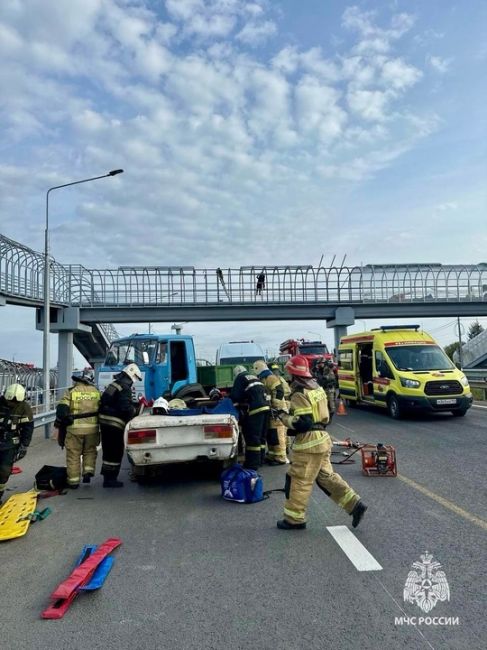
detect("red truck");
top-left (279, 339), bottom-right (333, 367)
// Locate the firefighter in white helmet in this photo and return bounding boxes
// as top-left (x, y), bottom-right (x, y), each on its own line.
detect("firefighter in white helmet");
top-left (99, 363), bottom-right (142, 488)
top-left (0, 384), bottom-right (33, 504)
top-left (276, 355), bottom-right (367, 530)
top-left (252, 360), bottom-right (289, 465)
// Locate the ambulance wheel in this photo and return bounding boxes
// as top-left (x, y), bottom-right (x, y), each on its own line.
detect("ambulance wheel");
top-left (451, 408), bottom-right (467, 417)
top-left (387, 395), bottom-right (402, 420)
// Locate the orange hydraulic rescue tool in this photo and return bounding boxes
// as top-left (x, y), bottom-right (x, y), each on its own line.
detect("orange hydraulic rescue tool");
top-left (332, 439), bottom-right (397, 477)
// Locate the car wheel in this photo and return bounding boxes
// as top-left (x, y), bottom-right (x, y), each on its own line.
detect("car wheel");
top-left (387, 394), bottom-right (402, 420)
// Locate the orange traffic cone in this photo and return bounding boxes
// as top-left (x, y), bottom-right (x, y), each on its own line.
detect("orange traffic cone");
top-left (336, 398), bottom-right (347, 416)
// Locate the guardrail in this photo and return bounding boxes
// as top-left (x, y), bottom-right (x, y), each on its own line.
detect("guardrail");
top-left (464, 369), bottom-right (487, 400)
top-left (33, 410), bottom-right (57, 439)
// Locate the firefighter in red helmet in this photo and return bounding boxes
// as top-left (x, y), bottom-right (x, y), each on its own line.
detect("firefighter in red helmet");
top-left (275, 355), bottom-right (367, 530)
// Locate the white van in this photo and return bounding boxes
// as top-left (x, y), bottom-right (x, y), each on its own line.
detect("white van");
top-left (216, 341), bottom-right (266, 365)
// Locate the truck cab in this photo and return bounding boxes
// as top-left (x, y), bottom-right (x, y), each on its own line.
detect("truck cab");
top-left (98, 334), bottom-right (197, 400)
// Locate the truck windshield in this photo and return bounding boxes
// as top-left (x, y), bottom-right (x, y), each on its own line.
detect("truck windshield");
top-left (105, 339), bottom-right (158, 366)
top-left (385, 345), bottom-right (454, 371)
top-left (300, 345), bottom-right (328, 355)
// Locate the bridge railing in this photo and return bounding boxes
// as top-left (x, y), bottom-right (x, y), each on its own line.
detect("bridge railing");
top-left (2, 234), bottom-right (487, 307)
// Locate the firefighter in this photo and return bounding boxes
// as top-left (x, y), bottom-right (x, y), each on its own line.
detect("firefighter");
top-left (312, 357), bottom-right (338, 420)
top-left (0, 384), bottom-right (33, 504)
top-left (230, 365), bottom-right (270, 470)
top-left (276, 355), bottom-right (367, 530)
top-left (99, 363), bottom-right (142, 488)
top-left (253, 360), bottom-right (289, 465)
top-left (55, 370), bottom-right (100, 489)
top-left (270, 361), bottom-right (293, 454)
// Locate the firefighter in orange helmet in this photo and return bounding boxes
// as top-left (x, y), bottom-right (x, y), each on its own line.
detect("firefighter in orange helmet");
top-left (275, 355), bottom-right (367, 530)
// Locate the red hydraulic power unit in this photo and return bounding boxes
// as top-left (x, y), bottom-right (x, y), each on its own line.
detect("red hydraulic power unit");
top-left (361, 443), bottom-right (397, 477)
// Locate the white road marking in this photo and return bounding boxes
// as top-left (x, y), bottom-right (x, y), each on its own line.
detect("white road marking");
top-left (326, 525), bottom-right (382, 572)
top-left (472, 403), bottom-right (487, 409)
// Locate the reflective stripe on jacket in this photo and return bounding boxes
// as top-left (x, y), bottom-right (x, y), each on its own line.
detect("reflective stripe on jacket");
top-left (58, 383), bottom-right (100, 435)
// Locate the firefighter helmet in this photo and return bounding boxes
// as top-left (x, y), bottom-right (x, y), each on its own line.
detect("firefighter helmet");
top-left (285, 355), bottom-right (312, 378)
top-left (233, 365), bottom-right (247, 378)
top-left (4, 383), bottom-right (26, 402)
top-left (252, 360), bottom-right (268, 375)
top-left (122, 363), bottom-right (142, 382)
top-left (152, 397), bottom-right (169, 415)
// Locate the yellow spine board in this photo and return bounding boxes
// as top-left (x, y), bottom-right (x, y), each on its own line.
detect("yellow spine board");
top-left (0, 490), bottom-right (38, 541)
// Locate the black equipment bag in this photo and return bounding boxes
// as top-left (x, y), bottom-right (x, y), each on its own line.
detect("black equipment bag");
top-left (35, 465), bottom-right (68, 491)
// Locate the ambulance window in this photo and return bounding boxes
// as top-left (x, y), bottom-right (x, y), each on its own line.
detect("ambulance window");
top-left (375, 352), bottom-right (393, 379)
top-left (339, 350), bottom-right (353, 370)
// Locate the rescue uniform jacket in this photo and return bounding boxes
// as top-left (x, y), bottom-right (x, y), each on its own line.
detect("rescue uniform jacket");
top-left (56, 382), bottom-right (100, 436)
top-left (259, 370), bottom-right (288, 427)
top-left (0, 396), bottom-right (34, 449)
top-left (230, 371), bottom-right (270, 417)
top-left (280, 380), bottom-right (330, 453)
top-left (99, 375), bottom-right (137, 431)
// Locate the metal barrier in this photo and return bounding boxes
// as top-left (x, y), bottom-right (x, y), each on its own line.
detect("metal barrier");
top-left (464, 369), bottom-right (487, 400)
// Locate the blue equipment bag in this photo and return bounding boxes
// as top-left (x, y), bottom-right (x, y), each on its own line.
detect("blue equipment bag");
top-left (220, 464), bottom-right (265, 504)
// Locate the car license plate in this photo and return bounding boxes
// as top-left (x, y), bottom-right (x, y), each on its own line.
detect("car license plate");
top-left (436, 399), bottom-right (456, 405)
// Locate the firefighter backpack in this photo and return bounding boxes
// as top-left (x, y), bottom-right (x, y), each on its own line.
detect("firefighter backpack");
top-left (220, 464), bottom-right (265, 504)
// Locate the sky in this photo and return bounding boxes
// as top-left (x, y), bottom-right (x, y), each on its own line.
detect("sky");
top-left (0, 0), bottom-right (486, 367)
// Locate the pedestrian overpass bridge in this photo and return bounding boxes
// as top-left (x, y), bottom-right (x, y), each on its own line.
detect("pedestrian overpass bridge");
top-left (1, 233), bottom-right (487, 388)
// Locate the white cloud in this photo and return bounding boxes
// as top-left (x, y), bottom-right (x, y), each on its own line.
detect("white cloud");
top-left (427, 55), bottom-right (452, 74)
top-left (347, 89), bottom-right (390, 122)
top-left (236, 20), bottom-right (276, 46)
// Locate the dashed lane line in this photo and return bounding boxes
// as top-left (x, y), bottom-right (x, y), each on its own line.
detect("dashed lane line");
top-left (326, 525), bottom-right (383, 571)
top-left (398, 474), bottom-right (487, 532)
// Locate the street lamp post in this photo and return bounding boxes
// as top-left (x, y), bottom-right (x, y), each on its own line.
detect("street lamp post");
top-left (43, 169), bottom-right (123, 410)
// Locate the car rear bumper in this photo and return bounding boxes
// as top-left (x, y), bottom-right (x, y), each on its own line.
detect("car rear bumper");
top-left (127, 440), bottom-right (238, 466)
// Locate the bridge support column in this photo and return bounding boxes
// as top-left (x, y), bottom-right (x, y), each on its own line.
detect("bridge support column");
top-left (326, 307), bottom-right (356, 355)
top-left (58, 331), bottom-right (74, 397)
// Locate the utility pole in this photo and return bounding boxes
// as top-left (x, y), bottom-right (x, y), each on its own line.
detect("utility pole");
top-left (457, 317), bottom-right (464, 368)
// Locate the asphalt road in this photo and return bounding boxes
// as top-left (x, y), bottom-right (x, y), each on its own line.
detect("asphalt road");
top-left (1, 404), bottom-right (486, 650)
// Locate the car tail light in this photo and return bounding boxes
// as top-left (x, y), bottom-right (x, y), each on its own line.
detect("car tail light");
top-left (204, 424), bottom-right (234, 438)
top-left (127, 429), bottom-right (156, 444)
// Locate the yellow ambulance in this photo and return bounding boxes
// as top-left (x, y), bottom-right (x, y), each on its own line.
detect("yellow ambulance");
top-left (337, 325), bottom-right (472, 419)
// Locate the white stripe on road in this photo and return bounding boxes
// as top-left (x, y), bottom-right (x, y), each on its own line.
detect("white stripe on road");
top-left (472, 404), bottom-right (487, 409)
top-left (327, 526), bottom-right (382, 572)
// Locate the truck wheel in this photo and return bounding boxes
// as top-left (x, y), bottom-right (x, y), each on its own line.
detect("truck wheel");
top-left (172, 383), bottom-right (207, 400)
top-left (387, 395), bottom-right (402, 420)
top-left (451, 408), bottom-right (468, 417)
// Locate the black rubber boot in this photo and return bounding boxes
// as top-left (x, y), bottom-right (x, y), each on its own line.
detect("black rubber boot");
top-left (350, 500), bottom-right (368, 528)
top-left (67, 484), bottom-right (79, 490)
top-left (82, 473), bottom-right (94, 484)
top-left (103, 479), bottom-right (124, 488)
top-left (277, 519), bottom-right (306, 530)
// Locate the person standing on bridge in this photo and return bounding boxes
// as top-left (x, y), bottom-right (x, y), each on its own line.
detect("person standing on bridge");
top-left (99, 363), bottom-right (142, 488)
top-left (275, 355), bottom-right (367, 530)
top-left (54, 370), bottom-right (100, 489)
top-left (230, 365), bottom-right (269, 469)
top-left (255, 270), bottom-right (266, 296)
top-left (0, 384), bottom-right (33, 504)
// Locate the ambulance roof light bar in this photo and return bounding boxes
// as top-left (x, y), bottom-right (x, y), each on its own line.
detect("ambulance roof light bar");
top-left (372, 325), bottom-right (421, 332)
